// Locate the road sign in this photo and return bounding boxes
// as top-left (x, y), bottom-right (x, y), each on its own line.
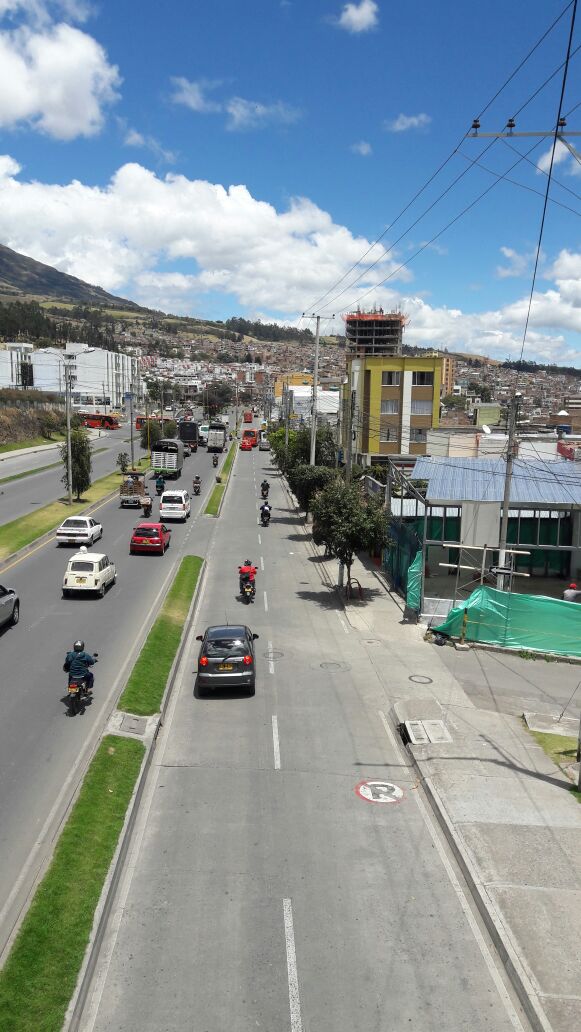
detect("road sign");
top-left (489, 566), bottom-right (512, 576)
top-left (355, 780), bottom-right (404, 804)
top-left (124, 392), bottom-right (134, 400)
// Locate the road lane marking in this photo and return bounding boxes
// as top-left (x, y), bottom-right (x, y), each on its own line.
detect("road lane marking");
top-left (272, 715), bottom-right (281, 769)
top-left (258, 533), bottom-right (262, 545)
top-left (263, 590), bottom-right (268, 612)
top-left (336, 613), bottom-right (349, 634)
top-left (283, 899), bottom-right (303, 1032)
top-left (377, 711), bottom-right (526, 1032)
top-left (260, 556), bottom-right (264, 571)
top-left (268, 640), bottom-right (275, 675)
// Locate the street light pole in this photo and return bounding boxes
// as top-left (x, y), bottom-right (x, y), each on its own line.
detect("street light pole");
top-left (309, 315), bottom-right (321, 466)
top-left (497, 393), bottom-right (521, 591)
top-left (64, 357), bottom-right (73, 506)
top-left (129, 384), bottom-right (135, 469)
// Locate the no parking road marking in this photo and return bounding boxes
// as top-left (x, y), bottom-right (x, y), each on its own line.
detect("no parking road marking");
top-left (355, 780), bottom-right (404, 804)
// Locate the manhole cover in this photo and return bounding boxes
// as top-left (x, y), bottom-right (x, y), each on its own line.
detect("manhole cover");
top-left (263, 649), bottom-right (284, 661)
top-left (409, 674), bottom-right (433, 684)
top-left (120, 714), bottom-right (148, 736)
top-left (320, 661), bottom-right (351, 672)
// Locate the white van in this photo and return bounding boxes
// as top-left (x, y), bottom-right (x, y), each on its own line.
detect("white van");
top-left (159, 490), bottom-right (191, 522)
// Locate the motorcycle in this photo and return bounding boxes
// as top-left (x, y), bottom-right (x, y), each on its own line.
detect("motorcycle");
top-left (156, 480), bottom-right (165, 496)
top-left (260, 508), bottom-right (271, 527)
top-left (240, 578), bottom-right (255, 604)
top-left (212, 455), bottom-right (219, 468)
top-left (261, 486), bottom-right (269, 499)
top-left (193, 481), bottom-right (201, 496)
top-left (67, 654), bottom-right (98, 716)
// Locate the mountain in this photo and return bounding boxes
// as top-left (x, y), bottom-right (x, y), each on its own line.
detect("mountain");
top-left (0, 242), bottom-right (141, 310)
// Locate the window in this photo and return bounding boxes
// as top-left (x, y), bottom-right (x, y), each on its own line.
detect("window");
top-left (410, 428), bottom-right (426, 442)
top-left (412, 371), bottom-right (434, 386)
top-left (379, 426), bottom-right (391, 442)
top-left (411, 400), bottom-right (432, 415)
top-left (381, 400), bottom-right (399, 415)
top-left (381, 371), bottom-right (401, 386)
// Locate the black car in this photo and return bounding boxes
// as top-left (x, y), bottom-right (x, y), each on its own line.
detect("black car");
top-left (0, 584), bottom-right (19, 630)
top-left (196, 624), bottom-right (258, 695)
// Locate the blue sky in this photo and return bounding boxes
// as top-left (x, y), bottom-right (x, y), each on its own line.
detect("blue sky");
top-left (0, 0), bottom-right (580, 364)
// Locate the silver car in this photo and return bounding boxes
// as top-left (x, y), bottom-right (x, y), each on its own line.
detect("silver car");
top-left (0, 584), bottom-right (19, 629)
top-left (56, 516), bottom-right (103, 547)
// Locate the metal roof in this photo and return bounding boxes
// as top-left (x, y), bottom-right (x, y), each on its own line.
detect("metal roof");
top-left (411, 456), bottom-right (581, 506)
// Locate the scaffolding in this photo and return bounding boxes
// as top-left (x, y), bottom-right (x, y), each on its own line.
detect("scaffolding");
top-left (344, 309), bottom-right (407, 357)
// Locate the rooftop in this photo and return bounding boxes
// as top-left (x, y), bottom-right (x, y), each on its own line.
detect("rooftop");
top-left (411, 456), bottom-right (581, 506)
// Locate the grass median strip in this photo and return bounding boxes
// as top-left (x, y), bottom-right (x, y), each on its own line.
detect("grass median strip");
top-left (0, 434), bottom-right (66, 455)
top-left (0, 736), bottom-right (145, 1032)
top-left (118, 554), bottom-right (203, 716)
top-left (204, 440), bottom-right (237, 517)
top-left (0, 457), bottom-right (150, 561)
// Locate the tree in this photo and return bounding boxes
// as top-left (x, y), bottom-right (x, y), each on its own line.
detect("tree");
top-left (163, 419), bottom-right (177, 439)
top-left (60, 429), bottom-right (92, 501)
top-left (117, 451), bottom-right (130, 474)
top-left (311, 481), bottom-right (387, 586)
top-left (141, 421), bottom-right (162, 451)
top-left (287, 464), bottom-right (336, 516)
top-left (204, 382), bottom-right (233, 417)
top-left (443, 394), bottom-right (467, 410)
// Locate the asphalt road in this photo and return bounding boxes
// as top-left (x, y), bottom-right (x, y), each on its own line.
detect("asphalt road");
top-left (0, 426), bottom-right (143, 527)
top-left (0, 443), bottom-right (228, 955)
top-left (83, 447), bottom-right (527, 1032)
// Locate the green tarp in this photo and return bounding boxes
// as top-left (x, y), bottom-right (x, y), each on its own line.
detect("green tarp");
top-left (434, 585), bottom-right (581, 657)
top-left (406, 551), bottom-right (422, 611)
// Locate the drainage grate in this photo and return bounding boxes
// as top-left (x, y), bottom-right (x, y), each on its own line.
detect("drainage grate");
top-left (402, 719), bottom-right (452, 745)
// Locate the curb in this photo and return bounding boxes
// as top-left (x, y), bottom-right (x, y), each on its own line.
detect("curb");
top-left (215, 443), bottom-right (237, 517)
top-left (65, 558), bottom-right (206, 1031)
top-left (393, 709), bottom-right (554, 1032)
top-left (469, 640), bottom-right (581, 666)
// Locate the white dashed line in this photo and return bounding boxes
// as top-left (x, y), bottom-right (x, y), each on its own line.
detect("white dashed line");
top-left (260, 556), bottom-right (264, 571)
top-left (264, 590), bottom-right (268, 612)
top-left (336, 613), bottom-right (349, 634)
top-left (268, 640), bottom-right (275, 675)
top-left (283, 899), bottom-right (303, 1032)
top-left (272, 715), bottom-right (281, 769)
top-left (258, 533), bottom-right (262, 546)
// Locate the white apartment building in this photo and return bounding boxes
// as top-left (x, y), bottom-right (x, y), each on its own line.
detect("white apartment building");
top-left (0, 342), bottom-right (141, 407)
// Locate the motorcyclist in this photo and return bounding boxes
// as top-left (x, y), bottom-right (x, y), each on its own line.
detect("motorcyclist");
top-left (260, 501), bottom-right (271, 524)
top-left (238, 559), bottom-right (257, 596)
top-left (63, 640), bottom-right (96, 692)
top-left (192, 475), bottom-right (201, 495)
top-left (261, 479), bottom-right (270, 498)
top-left (156, 475), bottom-right (165, 495)
top-left (212, 454), bottom-right (219, 467)
top-left (142, 494), bottom-right (153, 518)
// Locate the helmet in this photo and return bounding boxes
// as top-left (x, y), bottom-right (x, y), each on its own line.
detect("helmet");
top-left (73, 640), bottom-right (84, 652)
top-left (569, 582), bottom-right (578, 590)
top-left (245, 559), bottom-right (251, 565)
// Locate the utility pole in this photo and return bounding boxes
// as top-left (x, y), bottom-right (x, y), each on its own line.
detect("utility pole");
top-left (497, 393), bottom-right (521, 591)
top-left (235, 381), bottom-right (239, 433)
top-left (284, 387), bottom-right (291, 462)
top-left (129, 383), bottom-right (135, 469)
top-left (64, 358), bottom-right (73, 506)
top-left (160, 384), bottom-right (165, 437)
top-left (102, 381), bottom-right (107, 415)
top-left (345, 391), bottom-right (356, 484)
top-left (309, 315), bottom-right (321, 466)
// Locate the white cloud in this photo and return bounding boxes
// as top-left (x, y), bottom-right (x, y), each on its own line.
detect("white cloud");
top-left (350, 140), bottom-right (372, 156)
top-left (495, 246), bottom-right (539, 279)
top-left (0, 155), bottom-right (579, 362)
top-left (0, 21), bottom-right (120, 138)
top-left (122, 125), bottom-right (177, 164)
top-left (225, 96), bottom-right (300, 131)
top-left (169, 77), bottom-right (222, 114)
top-left (536, 138), bottom-right (570, 175)
top-left (0, 1), bottom-right (92, 24)
top-left (385, 112), bottom-right (431, 132)
top-left (337, 0), bottom-right (378, 33)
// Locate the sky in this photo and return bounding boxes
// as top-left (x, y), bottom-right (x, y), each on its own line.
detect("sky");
top-left (0, 0), bottom-right (580, 365)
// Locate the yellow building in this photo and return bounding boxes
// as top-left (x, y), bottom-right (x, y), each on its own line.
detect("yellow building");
top-left (342, 311), bottom-right (442, 460)
top-left (274, 372), bottom-right (313, 398)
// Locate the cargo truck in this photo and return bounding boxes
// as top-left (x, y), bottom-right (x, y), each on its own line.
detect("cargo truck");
top-left (151, 438), bottom-right (184, 478)
top-left (178, 419), bottom-right (199, 452)
top-left (120, 471), bottom-right (146, 507)
top-left (207, 420), bottom-right (227, 453)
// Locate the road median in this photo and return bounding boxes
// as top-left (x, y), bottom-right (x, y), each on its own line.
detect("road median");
top-left (204, 439), bottom-right (237, 517)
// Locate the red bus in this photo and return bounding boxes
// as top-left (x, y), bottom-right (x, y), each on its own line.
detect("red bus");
top-left (243, 410), bottom-right (253, 423)
top-left (242, 428), bottom-right (259, 448)
top-left (135, 415), bottom-right (162, 431)
top-left (82, 414), bottom-right (120, 430)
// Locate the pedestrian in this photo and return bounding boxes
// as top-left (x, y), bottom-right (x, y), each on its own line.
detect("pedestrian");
top-left (562, 582), bottom-right (581, 603)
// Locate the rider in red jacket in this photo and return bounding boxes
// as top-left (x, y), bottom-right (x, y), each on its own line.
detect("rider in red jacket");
top-left (238, 559), bottom-right (257, 595)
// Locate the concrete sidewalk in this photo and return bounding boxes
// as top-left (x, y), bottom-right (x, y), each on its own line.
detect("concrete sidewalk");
top-left (320, 549), bottom-right (581, 1032)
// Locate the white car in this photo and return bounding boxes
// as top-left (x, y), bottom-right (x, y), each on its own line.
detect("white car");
top-left (159, 490), bottom-right (191, 522)
top-left (56, 516), bottom-right (103, 547)
top-left (62, 547), bottom-right (116, 598)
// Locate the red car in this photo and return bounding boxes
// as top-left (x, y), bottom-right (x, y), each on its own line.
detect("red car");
top-left (240, 438), bottom-right (253, 451)
top-left (130, 521), bottom-right (171, 555)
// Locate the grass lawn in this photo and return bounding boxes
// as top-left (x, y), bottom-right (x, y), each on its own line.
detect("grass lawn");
top-left (0, 457), bottom-right (150, 561)
top-left (0, 736), bottom-right (145, 1032)
top-left (530, 730), bottom-right (581, 803)
top-left (119, 555), bottom-right (203, 716)
top-left (203, 441), bottom-right (236, 516)
top-left (0, 434), bottom-right (66, 454)
top-left (0, 460), bottom-right (62, 486)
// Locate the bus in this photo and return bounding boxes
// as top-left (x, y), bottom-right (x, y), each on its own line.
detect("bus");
top-left (243, 410), bottom-right (253, 423)
top-left (150, 438), bottom-right (185, 478)
top-left (135, 415), bottom-right (163, 431)
top-left (242, 428), bottom-right (259, 448)
top-left (81, 414), bottom-right (120, 430)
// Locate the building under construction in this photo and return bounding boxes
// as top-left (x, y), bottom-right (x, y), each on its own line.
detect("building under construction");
top-left (344, 308), bottom-right (406, 357)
